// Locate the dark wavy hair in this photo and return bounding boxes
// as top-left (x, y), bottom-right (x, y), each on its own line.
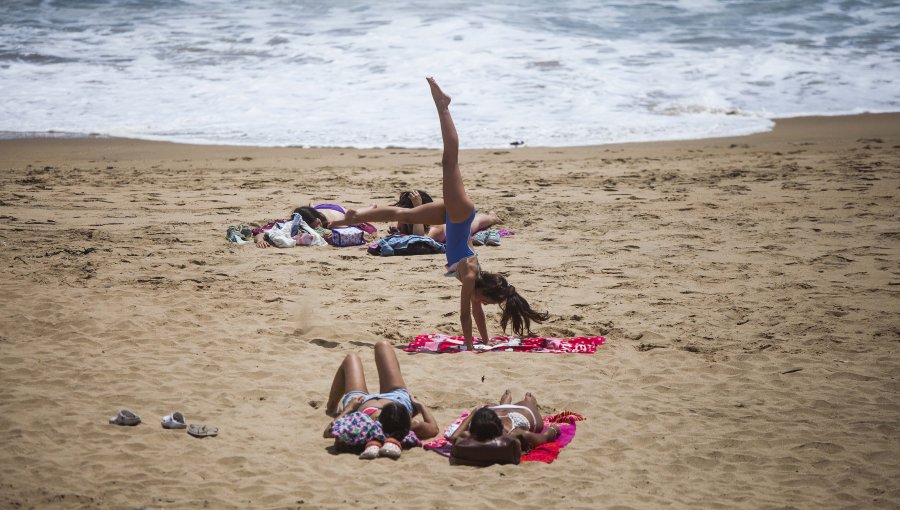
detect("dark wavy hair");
top-left (469, 407), bottom-right (504, 441)
top-left (475, 272), bottom-right (549, 337)
top-left (378, 402), bottom-right (411, 440)
top-left (392, 190), bottom-right (434, 208)
top-left (293, 206), bottom-right (329, 228)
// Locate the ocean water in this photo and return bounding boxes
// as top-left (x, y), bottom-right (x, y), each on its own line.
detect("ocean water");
top-left (1, 0), bottom-right (898, 148)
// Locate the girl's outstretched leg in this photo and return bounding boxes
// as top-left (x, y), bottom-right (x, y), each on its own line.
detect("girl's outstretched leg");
top-left (330, 201), bottom-right (446, 228)
top-left (427, 77), bottom-right (474, 223)
top-left (325, 353), bottom-right (368, 417)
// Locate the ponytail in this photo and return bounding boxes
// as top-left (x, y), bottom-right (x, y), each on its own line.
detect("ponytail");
top-left (475, 272), bottom-right (549, 337)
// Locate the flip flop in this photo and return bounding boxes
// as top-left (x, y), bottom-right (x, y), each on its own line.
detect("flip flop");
top-left (161, 411), bottom-right (187, 429)
top-left (188, 424), bottom-right (219, 438)
top-left (108, 409), bottom-right (141, 426)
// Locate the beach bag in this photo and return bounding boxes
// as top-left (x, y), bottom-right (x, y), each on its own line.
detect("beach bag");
top-left (331, 226), bottom-right (365, 247)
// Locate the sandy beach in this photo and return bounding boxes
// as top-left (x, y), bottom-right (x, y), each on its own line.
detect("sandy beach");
top-left (0, 113), bottom-right (898, 509)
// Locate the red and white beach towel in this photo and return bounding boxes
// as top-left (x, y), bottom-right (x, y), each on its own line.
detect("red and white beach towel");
top-left (404, 333), bottom-right (605, 354)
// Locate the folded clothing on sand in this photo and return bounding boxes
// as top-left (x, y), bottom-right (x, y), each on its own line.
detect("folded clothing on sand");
top-left (404, 334), bottom-right (605, 353)
top-left (424, 410), bottom-right (585, 464)
top-left (368, 234), bottom-right (446, 256)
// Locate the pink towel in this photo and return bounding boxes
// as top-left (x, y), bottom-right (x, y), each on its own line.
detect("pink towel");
top-left (423, 410), bottom-right (585, 464)
top-left (405, 334), bottom-right (605, 354)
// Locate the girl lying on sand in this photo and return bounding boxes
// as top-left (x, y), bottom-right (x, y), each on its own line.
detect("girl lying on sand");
top-left (324, 341), bottom-right (439, 459)
top-left (331, 77), bottom-right (548, 350)
top-left (447, 390), bottom-right (561, 450)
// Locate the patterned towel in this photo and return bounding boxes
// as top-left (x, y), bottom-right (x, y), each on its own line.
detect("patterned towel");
top-left (424, 410), bottom-right (585, 464)
top-left (404, 334), bottom-right (605, 354)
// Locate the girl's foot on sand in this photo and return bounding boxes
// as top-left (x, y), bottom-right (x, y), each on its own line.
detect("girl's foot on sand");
top-left (524, 392), bottom-right (538, 405)
top-left (499, 389), bottom-right (512, 405)
top-left (426, 77), bottom-right (451, 110)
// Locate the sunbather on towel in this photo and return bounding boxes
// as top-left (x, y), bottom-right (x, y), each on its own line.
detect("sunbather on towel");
top-left (391, 190), bottom-right (502, 243)
top-left (448, 390), bottom-right (560, 450)
top-left (324, 341), bottom-right (439, 457)
top-left (330, 77), bottom-right (548, 350)
top-left (253, 203), bottom-right (373, 248)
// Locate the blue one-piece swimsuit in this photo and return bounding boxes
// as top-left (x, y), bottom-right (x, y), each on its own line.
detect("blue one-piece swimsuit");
top-left (444, 209), bottom-right (476, 275)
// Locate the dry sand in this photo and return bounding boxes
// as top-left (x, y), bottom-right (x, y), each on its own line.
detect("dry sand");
top-left (0, 113), bottom-right (898, 509)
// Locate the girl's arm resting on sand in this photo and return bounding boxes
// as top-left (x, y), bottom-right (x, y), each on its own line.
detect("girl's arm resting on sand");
top-left (472, 300), bottom-right (489, 344)
top-left (508, 425), bottom-right (560, 449)
top-left (410, 401), bottom-right (439, 440)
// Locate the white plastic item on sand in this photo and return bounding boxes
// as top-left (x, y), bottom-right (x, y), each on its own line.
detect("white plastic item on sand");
top-left (294, 232), bottom-right (316, 246)
top-left (266, 223), bottom-right (297, 248)
top-left (291, 213), bottom-right (327, 246)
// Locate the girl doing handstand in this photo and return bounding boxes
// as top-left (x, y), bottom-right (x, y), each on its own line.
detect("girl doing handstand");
top-left (332, 77), bottom-right (548, 350)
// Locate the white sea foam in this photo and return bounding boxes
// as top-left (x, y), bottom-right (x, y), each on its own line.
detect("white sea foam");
top-left (0, 0), bottom-right (897, 148)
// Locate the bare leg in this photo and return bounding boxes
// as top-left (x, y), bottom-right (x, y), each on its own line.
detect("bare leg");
top-left (373, 341), bottom-right (407, 392)
top-left (325, 353), bottom-right (369, 417)
top-left (427, 77), bottom-right (475, 223)
top-left (471, 211), bottom-right (501, 233)
top-left (330, 201), bottom-right (446, 228)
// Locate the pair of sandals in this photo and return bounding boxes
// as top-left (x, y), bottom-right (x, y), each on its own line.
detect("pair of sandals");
top-left (359, 438), bottom-right (402, 460)
top-left (108, 409), bottom-right (218, 438)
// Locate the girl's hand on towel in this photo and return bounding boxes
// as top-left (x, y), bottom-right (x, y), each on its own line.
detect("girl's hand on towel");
top-left (255, 233), bottom-right (270, 248)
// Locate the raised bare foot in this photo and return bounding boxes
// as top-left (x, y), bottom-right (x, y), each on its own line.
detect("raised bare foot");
top-left (499, 389), bottom-right (512, 405)
top-left (426, 77), bottom-right (451, 110)
top-left (524, 392), bottom-right (537, 404)
top-left (485, 210), bottom-right (502, 225)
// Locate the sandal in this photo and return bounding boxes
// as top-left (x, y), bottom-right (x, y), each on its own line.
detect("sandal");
top-left (161, 411), bottom-right (187, 429)
top-left (188, 424), bottom-right (219, 438)
top-left (108, 409), bottom-right (141, 426)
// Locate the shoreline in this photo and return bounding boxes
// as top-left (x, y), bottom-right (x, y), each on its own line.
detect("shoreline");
top-left (2, 112), bottom-right (897, 152)
top-left (1, 111), bottom-right (898, 509)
